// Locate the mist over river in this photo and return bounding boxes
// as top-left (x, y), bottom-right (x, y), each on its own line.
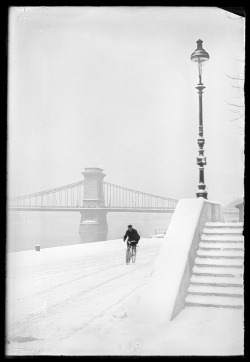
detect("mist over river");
top-left (7, 211), bottom-right (173, 252)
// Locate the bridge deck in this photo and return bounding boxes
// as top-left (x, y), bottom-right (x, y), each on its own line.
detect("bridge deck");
top-left (8, 207), bottom-right (175, 213)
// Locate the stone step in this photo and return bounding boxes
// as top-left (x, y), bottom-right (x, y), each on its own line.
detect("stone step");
top-left (193, 265), bottom-right (243, 277)
top-left (190, 275), bottom-right (243, 287)
top-left (200, 238), bottom-right (243, 244)
top-left (203, 228), bottom-right (243, 235)
top-left (197, 249), bottom-right (244, 258)
top-left (195, 257), bottom-right (243, 267)
top-left (201, 235), bottom-right (244, 242)
top-left (205, 222), bottom-right (243, 228)
top-left (185, 294), bottom-right (244, 308)
top-left (187, 220), bottom-right (244, 310)
top-left (223, 219), bottom-right (239, 223)
top-left (188, 284), bottom-right (243, 297)
top-left (199, 242), bottom-right (244, 250)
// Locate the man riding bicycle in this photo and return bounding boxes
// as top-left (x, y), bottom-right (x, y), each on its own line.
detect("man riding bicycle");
top-left (123, 225), bottom-right (140, 251)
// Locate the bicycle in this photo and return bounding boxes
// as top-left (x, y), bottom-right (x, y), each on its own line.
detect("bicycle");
top-left (126, 241), bottom-right (137, 264)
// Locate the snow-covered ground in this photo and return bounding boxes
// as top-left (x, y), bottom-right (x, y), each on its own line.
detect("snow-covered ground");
top-left (6, 238), bottom-right (243, 356)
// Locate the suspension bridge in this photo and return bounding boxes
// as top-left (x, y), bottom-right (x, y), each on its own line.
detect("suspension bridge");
top-left (8, 169), bottom-right (178, 213)
top-left (8, 168), bottom-right (178, 240)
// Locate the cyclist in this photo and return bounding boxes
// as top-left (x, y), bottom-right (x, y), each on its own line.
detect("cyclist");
top-left (123, 225), bottom-right (140, 251)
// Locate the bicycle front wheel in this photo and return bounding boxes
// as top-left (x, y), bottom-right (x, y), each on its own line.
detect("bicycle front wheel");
top-left (131, 246), bottom-right (136, 263)
top-left (126, 247), bottom-right (131, 264)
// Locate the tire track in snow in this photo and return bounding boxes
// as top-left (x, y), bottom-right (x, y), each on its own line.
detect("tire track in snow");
top-left (46, 276), bottom-right (147, 352)
top-left (9, 245), bottom-right (160, 305)
top-left (7, 242), bottom-right (162, 345)
top-left (8, 257), bottom-right (155, 340)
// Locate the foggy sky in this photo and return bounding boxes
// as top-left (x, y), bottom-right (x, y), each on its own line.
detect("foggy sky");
top-left (8, 7), bottom-right (245, 206)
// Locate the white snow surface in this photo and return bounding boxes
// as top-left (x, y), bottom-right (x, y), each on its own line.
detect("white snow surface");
top-left (6, 236), bottom-right (243, 356)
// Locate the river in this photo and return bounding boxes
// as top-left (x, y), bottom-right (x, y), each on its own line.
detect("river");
top-left (7, 211), bottom-right (173, 253)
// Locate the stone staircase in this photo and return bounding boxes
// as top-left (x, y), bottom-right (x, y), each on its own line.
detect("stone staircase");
top-left (185, 222), bottom-right (244, 309)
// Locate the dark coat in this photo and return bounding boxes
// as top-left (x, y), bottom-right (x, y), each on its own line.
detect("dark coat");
top-left (123, 228), bottom-right (140, 242)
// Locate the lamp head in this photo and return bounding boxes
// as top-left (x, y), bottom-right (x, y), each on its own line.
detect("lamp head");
top-left (191, 40), bottom-right (209, 63)
top-left (191, 40), bottom-right (209, 83)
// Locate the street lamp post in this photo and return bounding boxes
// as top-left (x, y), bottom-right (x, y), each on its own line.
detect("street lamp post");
top-left (191, 39), bottom-right (209, 199)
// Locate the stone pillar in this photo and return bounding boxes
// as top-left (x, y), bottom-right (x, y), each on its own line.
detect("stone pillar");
top-left (79, 168), bottom-right (108, 241)
top-left (235, 201), bottom-right (244, 222)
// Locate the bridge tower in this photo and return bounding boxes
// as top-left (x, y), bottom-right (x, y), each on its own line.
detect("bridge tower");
top-left (79, 168), bottom-right (108, 241)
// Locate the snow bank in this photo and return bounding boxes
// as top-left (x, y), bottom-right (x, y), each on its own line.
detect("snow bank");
top-left (134, 198), bottom-right (224, 325)
top-left (149, 234), bottom-right (165, 238)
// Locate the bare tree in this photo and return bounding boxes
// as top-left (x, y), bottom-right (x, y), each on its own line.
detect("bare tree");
top-left (226, 63), bottom-right (245, 136)
top-left (225, 10), bottom-right (245, 136)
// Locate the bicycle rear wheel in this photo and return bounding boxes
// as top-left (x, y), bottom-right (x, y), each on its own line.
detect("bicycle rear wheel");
top-left (126, 247), bottom-right (131, 264)
top-left (131, 246), bottom-right (136, 263)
